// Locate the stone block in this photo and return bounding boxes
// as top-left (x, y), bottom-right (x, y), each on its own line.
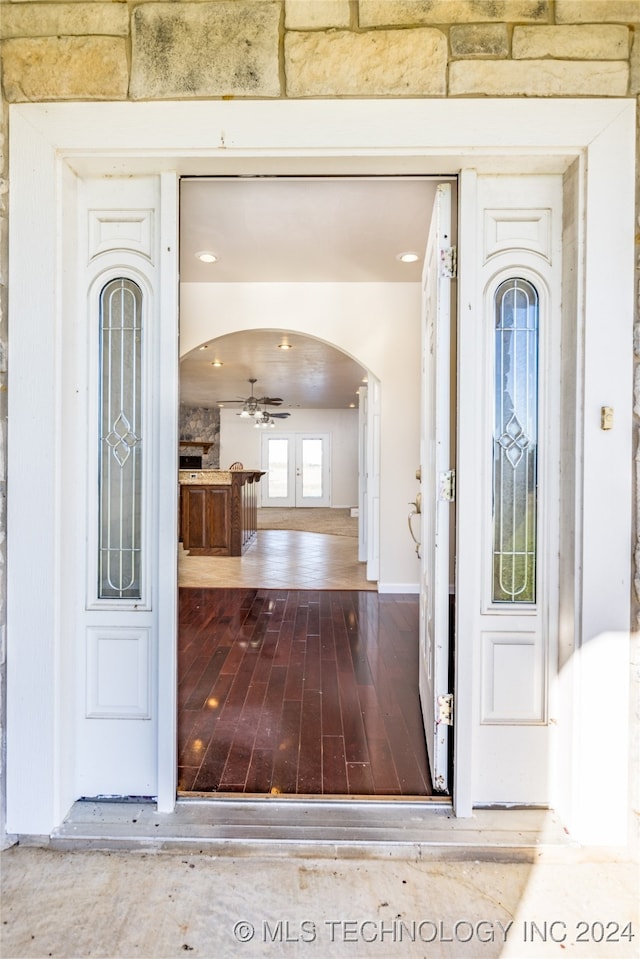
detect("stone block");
top-left (359, 0), bottom-right (549, 28)
top-left (130, 2), bottom-right (280, 100)
top-left (630, 30), bottom-right (640, 95)
top-left (513, 25), bottom-right (630, 59)
top-left (556, 1), bottom-right (640, 24)
top-left (285, 0), bottom-right (351, 30)
top-left (449, 58), bottom-right (629, 96)
top-left (1, 37), bottom-right (129, 101)
top-left (450, 23), bottom-right (509, 58)
top-left (285, 27), bottom-right (447, 96)
top-left (0, 4), bottom-right (129, 40)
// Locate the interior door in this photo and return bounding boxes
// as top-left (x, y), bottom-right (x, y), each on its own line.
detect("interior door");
top-left (419, 183), bottom-right (453, 793)
top-left (261, 433), bottom-right (330, 507)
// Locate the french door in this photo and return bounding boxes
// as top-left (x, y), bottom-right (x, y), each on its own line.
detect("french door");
top-left (261, 433), bottom-right (331, 508)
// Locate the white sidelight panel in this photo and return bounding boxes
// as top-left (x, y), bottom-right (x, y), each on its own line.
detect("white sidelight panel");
top-left (74, 176), bottom-right (166, 799)
top-left (460, 175), bottom-right (563, 805)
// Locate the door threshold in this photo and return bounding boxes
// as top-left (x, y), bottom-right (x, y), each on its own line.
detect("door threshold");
top-left (47, 798), bottom-right (582, 863)
top-left (178, 791), bottom-right (449, 801)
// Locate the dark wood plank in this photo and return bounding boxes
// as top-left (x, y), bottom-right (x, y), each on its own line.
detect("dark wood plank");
top-left (271, 699), bottom-right (302, 795)
top-left (322, 735), bottom-right (348, 794)
top-left (178, 587), bottom-right (434, 798)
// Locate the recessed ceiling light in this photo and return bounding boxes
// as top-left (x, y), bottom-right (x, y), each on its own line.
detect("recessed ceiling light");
top-left (349, 403), bottom-right (356, 409)
top-left (211, 360), bottom-right (223, 367)
top-left (199, 344), bottom-right (208, 350)
top-left (277, 341), bottom-right (293, 350)
top-left (196, 251), bottom-right (218, 263)
top-left (397, 251), bottom-right (419, 263)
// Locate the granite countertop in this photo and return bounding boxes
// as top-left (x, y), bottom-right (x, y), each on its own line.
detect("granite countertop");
top-left (178, 469), bottom-right (264, 485)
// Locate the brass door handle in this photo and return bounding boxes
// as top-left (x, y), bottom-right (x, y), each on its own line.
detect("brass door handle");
top-left (408, 497), bottom-right (421, 558)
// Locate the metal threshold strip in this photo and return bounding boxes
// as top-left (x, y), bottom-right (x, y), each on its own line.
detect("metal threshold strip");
top-left (48, 798), bottom-right (581, 863)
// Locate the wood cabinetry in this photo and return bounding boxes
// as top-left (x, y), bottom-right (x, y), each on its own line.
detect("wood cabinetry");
top-left (179, 470), bottom-right (264, 556)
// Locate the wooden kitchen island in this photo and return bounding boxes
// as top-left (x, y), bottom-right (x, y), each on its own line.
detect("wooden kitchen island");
top-left (179, 469), bottom-right (265, 556)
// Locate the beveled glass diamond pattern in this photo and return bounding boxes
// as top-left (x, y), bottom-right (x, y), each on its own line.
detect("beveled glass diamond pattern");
top-left (497, 413), bottom-right (531, 469)
top-left (105, 411), bottom-right (140, 467)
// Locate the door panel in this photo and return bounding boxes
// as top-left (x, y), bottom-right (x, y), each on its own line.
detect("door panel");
top-left (418, 183), bottom-right (453, 793)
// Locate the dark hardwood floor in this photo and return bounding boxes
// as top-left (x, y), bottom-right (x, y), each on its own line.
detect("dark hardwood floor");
top-left (178, 588), bottom-right (433, 796)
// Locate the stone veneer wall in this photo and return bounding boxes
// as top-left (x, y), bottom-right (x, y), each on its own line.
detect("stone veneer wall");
top-left (0, 0), bottom-right (638, 842)
top-left (179, 405), bottom-right (221, 470)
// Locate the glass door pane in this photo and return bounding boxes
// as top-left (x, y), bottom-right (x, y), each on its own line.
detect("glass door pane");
top-left (266, 437), bottom-right (290, 499)
top-left (300, 438), bottom-right (323, 499)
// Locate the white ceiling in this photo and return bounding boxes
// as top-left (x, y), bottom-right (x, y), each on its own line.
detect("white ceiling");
top-left (179, 177), bottom-right (441, 409)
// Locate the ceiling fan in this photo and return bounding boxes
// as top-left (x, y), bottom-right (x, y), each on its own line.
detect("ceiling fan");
top-left (252, 409), bottom-right (291, 428)
top-left (218, 378), bottom-right (291, 423)
top-left (218, 377), bottom-right (283, 412)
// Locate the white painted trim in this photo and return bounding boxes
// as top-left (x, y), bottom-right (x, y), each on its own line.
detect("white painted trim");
top-left (454, 168), bottom-right (479, 820)
top-left (5, 99), bottom-right (635, 841)
top-left (563, 105), bottom-right (635, 845)
top-left (156, 172), bottom-right (180, 813)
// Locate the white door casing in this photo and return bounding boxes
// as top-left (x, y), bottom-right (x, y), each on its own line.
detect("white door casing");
top-left (5, 100), bottom-right (634, 844)
top-left (418, 183), bottom-right (453, 793)
top-left (366, 374), bottom-right (381, 583)
top-left (358, 385), bottom-right (368, 563)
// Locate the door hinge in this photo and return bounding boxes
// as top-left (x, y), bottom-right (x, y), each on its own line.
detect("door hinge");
top-left (439, 469), bottom-right (456, 503)
top-left (437, 693), bottom-right (454, 726)
top-left (441, 245), bottom-right (457, 279)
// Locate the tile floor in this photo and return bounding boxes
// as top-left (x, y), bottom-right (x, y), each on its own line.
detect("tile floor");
top-left (179, 528), bottom-right (376, 590)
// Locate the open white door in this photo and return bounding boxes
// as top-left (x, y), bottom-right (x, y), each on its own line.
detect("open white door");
top-left (419, 183), bottom-right (453, 793)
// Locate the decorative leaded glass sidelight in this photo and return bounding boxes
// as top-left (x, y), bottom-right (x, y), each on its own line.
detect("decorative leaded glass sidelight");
top-left (492, 278), bottom-right (539, 603)
top-left (98, 278), bottom-right (143, 599)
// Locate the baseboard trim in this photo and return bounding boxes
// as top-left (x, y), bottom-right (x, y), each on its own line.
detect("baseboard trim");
top-left (377, 583), bottom-right (420, 594)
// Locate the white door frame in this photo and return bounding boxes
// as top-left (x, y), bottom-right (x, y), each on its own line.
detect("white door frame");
top-left (6, 99), bottom-right (635, 843)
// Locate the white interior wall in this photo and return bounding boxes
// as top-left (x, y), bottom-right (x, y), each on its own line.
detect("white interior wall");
top-left (220, 407), bottom-right (359, 507)
top-left (180, 281), bottom-right (422, 590)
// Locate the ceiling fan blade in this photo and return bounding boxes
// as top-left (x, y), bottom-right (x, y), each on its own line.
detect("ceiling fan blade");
top-left (270, 412), bottom-right (291, 418)
top-left (258, 396), bottom-right (283, 405)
